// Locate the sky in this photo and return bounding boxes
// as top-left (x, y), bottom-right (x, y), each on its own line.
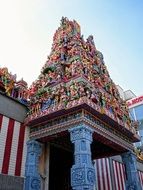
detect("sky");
top-left (0, 0), bottom-right (143, 96)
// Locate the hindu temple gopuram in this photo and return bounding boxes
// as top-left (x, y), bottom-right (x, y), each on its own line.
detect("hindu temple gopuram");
top-left (22, 17), bottom-right (142, 190)
top-left (0, 17), bottom-right (143, 190)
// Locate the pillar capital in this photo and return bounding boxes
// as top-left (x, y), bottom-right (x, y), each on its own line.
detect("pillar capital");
top-left (69, 124), bottom-right (94, 142)
top-left (27, 140), bottom-right (42, 155)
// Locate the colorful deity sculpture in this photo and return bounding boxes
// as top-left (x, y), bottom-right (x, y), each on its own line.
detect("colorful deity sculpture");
top-left (0, 66), bottom-right (28, 105)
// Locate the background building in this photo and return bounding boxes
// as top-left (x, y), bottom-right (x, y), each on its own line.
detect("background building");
top-left (116, 85), bottom-right (136, 100)
top-left (127, 95), bottom-right (143, 146)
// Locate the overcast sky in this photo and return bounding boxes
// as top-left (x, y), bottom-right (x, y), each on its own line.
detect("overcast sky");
top-left (0, 0), bottom-right (143, 96)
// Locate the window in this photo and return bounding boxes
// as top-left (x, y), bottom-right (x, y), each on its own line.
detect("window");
top-left (134, 104), bottom-right (143, 121)
top-left (129, 108), bottom-right (135, 120)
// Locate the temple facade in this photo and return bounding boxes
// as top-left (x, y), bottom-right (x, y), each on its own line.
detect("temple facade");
top-left (0, 17), bottom-right (143, 190)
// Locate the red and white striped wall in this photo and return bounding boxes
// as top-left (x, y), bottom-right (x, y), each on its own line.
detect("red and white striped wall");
top-left (112, 160), bottom-right (126, 190)
top-left (0, 114), bottom-right (29, 177)
top-left (95, 158), bottom-right (112, 190)
top-left (95, 158), bottom-right (143, 190)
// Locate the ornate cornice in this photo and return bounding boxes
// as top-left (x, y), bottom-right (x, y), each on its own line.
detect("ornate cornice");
top-left (29, 109), bottom-right (135, 151)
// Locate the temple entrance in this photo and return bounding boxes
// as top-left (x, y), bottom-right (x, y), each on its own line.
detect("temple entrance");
top-left (49, 144), bottom-right (73, 190)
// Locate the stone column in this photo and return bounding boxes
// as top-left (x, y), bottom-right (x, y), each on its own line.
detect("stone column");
top-left (121, 151), bottom-right (142, 190)
top-left (69, 124), bottom-right (95, 190)
top-left (24, 140), bottom-right (42, 190)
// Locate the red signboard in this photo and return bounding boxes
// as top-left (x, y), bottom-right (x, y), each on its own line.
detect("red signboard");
top-left (127, 95), bottom-right (143, 107)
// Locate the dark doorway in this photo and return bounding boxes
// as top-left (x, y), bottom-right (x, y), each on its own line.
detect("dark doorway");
top-left (49, 144), bottom-right (73, 190)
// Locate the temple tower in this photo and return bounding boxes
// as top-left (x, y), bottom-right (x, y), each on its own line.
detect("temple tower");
top-left (24, 17), bottom-right (141, 190)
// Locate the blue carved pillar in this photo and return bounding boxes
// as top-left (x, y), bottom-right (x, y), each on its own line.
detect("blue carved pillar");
top-left (121, 151), bottom-right (142, 190)
top-left (69, 124), bottom-right (95, 190)
top-left (24, 140), bottom-right (42, 190)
